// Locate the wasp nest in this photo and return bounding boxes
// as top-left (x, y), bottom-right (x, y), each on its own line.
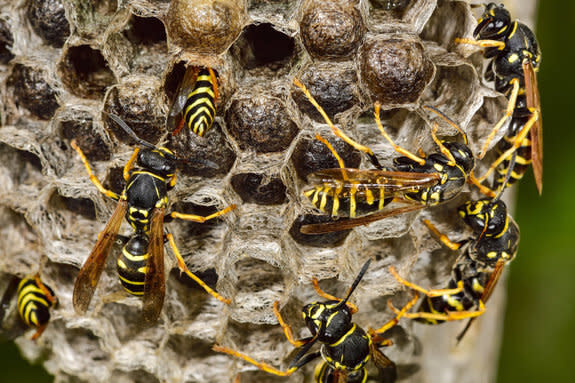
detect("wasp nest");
top-left (0, 0), bottom-right (534, 382)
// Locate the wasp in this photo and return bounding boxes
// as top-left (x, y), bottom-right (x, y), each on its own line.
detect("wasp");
top-left (71, 114), bottom-right (235, 323)
top-left (456, 3), bottom-right (542, 193)
top-left (293, 79), bottom-right (491, 234)
top-left (214, 259), bottom-right (418, 382)
top-left (388, 163), bottom-right (520, 341)
top-left (1, 274), bottom-right (57, 340)
top-left (169, 66), bottom-right (219, 137)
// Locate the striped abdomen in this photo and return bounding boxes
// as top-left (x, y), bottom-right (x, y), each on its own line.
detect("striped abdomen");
top-left (182, 68), bottom-right (217, 137)
top-left (303, 184), bottom-right (393, 218)
top-left (17, 277), bottom-right (55, 329)
top-left (117, 235), bottom-right (150, 296)
top-left (492, 115), bottom-right (532, 190)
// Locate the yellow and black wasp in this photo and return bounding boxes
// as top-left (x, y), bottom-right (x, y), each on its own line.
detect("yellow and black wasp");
top-left (293, 78), bottom-right (492, 234)
top-left (169, 66), bottom-right (219, 137)
top-left (214, 259), bottom-right (418, 382)
top-left (456, 2), bottom-right (542, 193)
top-left (1, 274), bottom-right (57, 340)
top-left (71, 114), bottom-right (235, 323)
top-left (388, 162), bottom-right (520, 341)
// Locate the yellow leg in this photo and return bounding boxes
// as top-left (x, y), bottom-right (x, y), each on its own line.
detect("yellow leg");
top-left (293, 78), bottom-right (376, 157)
top-left (454, 38), bottom-right (506, 49)
top-left (389, 266), bottom-right (464, 297)
top-left (170, 204), bottom-right (236, 222)
top-left (312, 278), bottom-right (359, 314)
top-left (430, 124), bottom-right (456, 166)
top-left (388, 300), bottom-right (485, 321)
top-left (123, 148), bottom-right (139, 181)
top-left (370, 292), bottom-right (420, 336)
top-left (273, 301), bottom-right (308, 347)
top-left (374, 102), bottom-right (426, 165)
top-left (423, 219), bottom-right (463, 251)
top-left (71, 140), bottom-right (120, 200)
top-left (212, 345), bottom-right (298, 377)
top-left (166, 233), bottom-right (231, 304)
top-left (423, 105), bottom-right (468, 144)
top-left (315, 133), bottom-right (347, 172)
top-left (468, 172), bottom-right (497, 198)
top-left (478, 108), bottom-right (539, 182)
top-left (208, 67), bottom-right (219, 102)
top-left (478, 78), bottom-right (520, 159)
top-left (34, 274), bottom-right (57, 306)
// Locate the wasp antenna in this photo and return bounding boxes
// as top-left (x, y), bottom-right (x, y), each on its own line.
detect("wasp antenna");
top-left (422, 105), bottom-right (468, 145)
top-left (335, 259), bottom-right (372, 310)
top-left (493, 151), bottom-right (517, 201)
top-left (106, 113), bottom-right (157, 150)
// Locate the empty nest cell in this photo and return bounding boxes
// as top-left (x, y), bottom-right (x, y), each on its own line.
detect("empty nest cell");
top-left (26, 0), bottom-right (70, 48)
top-left (7, 64), bottom-right (60, 120)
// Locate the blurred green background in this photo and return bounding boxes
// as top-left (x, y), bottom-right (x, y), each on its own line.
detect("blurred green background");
top-left (1, 1), bottom-right (574, 382)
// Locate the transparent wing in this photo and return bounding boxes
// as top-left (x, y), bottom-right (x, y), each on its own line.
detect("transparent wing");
top-left (142, 207), bottom-right (166, 323)
top-left (523, 60), bottom-right (543, 194)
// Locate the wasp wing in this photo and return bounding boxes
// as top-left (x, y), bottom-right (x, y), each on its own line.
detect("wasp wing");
top-left (73, 199), bottom-right (127, 314)
top-left (300, 204), bottom-right (426, 234)
top-left (523, 60), bottom-right (543, 194)
top-left (167, 66), bottom-right (200, 133)
top-left (371, 342), bottom-right (397, 381)
top-left (308, 168), bottom-right (440, 194)
top-left (142, 207), bottom-right (166, 323)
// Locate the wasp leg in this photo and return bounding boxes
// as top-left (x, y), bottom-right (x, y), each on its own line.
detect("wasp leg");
top-left (71, 140), bottom-right (120, 200)
top-left (369, 292), bottom-right (420, 338)
top-left (208, 67), bottom-right (219, 102)
top-left (170, 204), bottom-right (237, 222)
top-left (388, 299), bottom-right (486, 321)
top-left (31, 323), bottom-right (48, 341)
top-left (422, 219), bottom-right (463, 251)
top-left (212, 345), bottom-right (300, 377)
top-left (430, 123), bottom-right (457, 166)
top-left (477, 107), bottom-right (539, 182)
top-left (34, 274), bottom-right (57, 306)
top-left (389, 266), bottom-right (464, 297)
top-left (454, 38), bottom-right (506, 49)
top-left (478, 78), bottom-right (520, 159)
top-left (315, 133), bottom-right (347, 174)
top-left (293, 78), bottom-right (382, 169)
top-left (123, 148), bottom-right (139, 181)
top-left (165, 233), bottom-right (231, 304)
top-left (374, 102), bottom-right (426, 166)
top-left (311, 278), bottom-right (359, 314)
top-left (468, 172), bottom-right (497, 198)
top-left (273, 301), bottom-right (309, 347)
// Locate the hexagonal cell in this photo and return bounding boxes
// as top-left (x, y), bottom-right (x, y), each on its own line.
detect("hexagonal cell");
top-left (289, 214), bottom-right (352, 248)
top-left (421, 1), bottom-right (476, 49)
top-left (26, 0), bottom-right (71, 48)
top-left (103, 76), bottom-right (165, 144)
top-left (67, 0), bottom-right (118, 38)
top-left (103, 167), bottom-right (126, 197)
top-left (121, 15), bottom-right (169, 75)
top-left (421, 64), bottom-right (480, 124)
top-left (368, 0), bottom-right (436, 34)
top-left (167, 124), bottom-right (236, 178)
top-left (124, 15), bottom-right (166, 46)
top-left (231, 23), bottom-right (296, 71)
top-left (0, 207), bottom-right (39, 271)
top-left (230, 173), bottom-right (287, 205)
top-left (58, 110), bottom-right (111, 162)
top-left (49, 192), bottom-right (96, 220)
top-left (359, 36), bottom-right (434, 107)
top-left (166, 0), bottom-right (245, 54)
top-left (370, 0), bottom-right (411, 12)
top-left (58, 45), bottom-right (116, 99)
top-left (292, 62), bottom-right (359, 122)
top-left (226, 93), bottom-right (299, 153)
top-left (290, 135), bottom-right (361, 181)
top-left (0, 144), bottom-right (43, 195)
top-left (0, 17), bottom-right (15, 64)
top-left (299, 0), bottom-right (365, 60)
top-left (6, 64), bottom-right (60, 120)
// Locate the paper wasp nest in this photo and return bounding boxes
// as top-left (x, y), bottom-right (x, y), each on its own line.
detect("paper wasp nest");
top-left (0, 0), bottom-right (535, 382)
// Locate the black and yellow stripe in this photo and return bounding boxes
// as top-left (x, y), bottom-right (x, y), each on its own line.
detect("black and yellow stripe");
top-left (117, 235), bottom-right (150, 295)
top-left (182, 68), bottom-right (217, 137)
top-left (17, 277), bottom-right (55, 329)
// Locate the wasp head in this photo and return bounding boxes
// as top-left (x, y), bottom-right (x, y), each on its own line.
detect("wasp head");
top-left (458, 198), bottom-right (508, 237)
top-left (138, 147), bottom-right (177, 178)
top-left (302, 300), bottom-right (352, 344)
top-left (474, 3), bottom-right (512, 40)
top-left (444, 142), bottom-right (475, 173)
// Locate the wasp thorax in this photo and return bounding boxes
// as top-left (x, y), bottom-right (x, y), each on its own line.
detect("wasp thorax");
top-left (302, 301), bottom-right (353, 344)
top-left (137, 149), bottom-right (177, 177)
